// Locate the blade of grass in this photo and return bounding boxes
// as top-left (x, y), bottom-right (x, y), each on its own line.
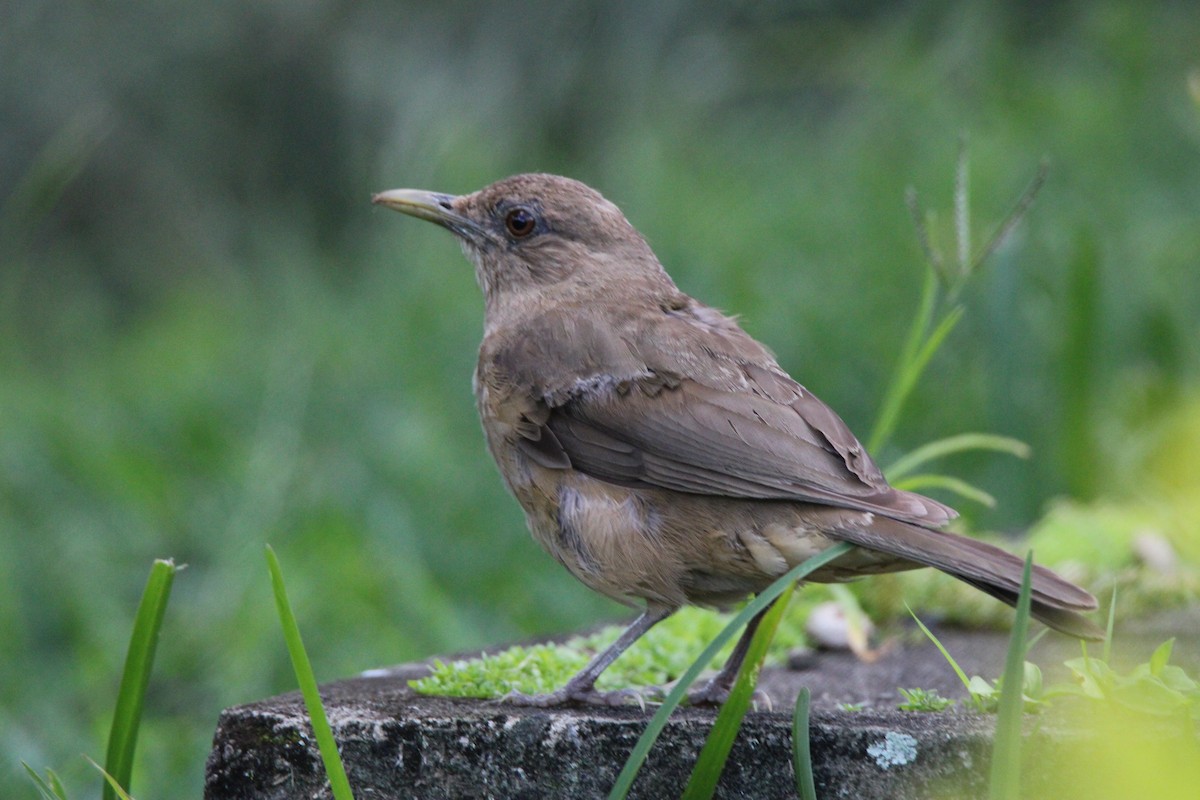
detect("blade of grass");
top-left (792, 687), bottom-right (818, 800)
top-left (870, 303), bottom-right (964, 455)
top-left (22, 765), bottom-right (69, 800)
top-left (682, 583), bottom-right (796, 800)
top-left (884, 433), bottom-right (1030, 482)
top-left (89, 758), bottom-right (135, 800)
top-left (906, 604), bottom-right (972, 693)
top-left (869, 268), bottom-right (939, 453)
top-left (607, 542), bottom-right (854, 800)
top-left (1076, 584), bottom-right (1119, 699)
top-left (1102, 585), bottom-right (1117, 665)
top-left (906, 304), bottom-right (965, 389)
top-left (103, 558), bottom-right (177, 800)
top-left (265, 545), bottom-right (356, 800)
top-left (889, 473), bottom-right (996, 507)
top-left (988, 551), bottom-right (1034, 800)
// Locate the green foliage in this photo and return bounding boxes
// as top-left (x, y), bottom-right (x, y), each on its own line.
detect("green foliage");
top-left (1025, 637), bottom-right (1200, 799)
top-left (1061, 639), bottom-right (1200, 719)
top-left (22, 767), bottom-right (67, 800)
top-left (963, 662), bottom-right (1047, 714)
top-left (897, 687), bottom-right (956, 712)
top-left (915, 600), bottom-right (1200, 722)
top-left (910, 579), bottom-right (1200, 799)
top-left (1031, 607), bottom-right (1200, 800)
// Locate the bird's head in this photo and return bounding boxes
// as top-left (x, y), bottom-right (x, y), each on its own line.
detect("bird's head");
top-left (373, 173), bottom-right (667, 308)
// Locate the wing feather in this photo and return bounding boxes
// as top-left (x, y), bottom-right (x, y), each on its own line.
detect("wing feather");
top-left (519, 366), bottom-right (955, 526)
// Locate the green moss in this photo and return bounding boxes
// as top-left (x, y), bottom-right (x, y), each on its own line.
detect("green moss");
top-left (412, 599), bottom-right (826, 698)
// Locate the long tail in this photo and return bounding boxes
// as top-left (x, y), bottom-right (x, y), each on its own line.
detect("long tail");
top-left (831, 514), bottom-right (1102, 640)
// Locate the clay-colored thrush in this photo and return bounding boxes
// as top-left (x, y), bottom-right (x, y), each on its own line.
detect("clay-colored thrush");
top-left (373, 173), bottom-right (1100, 706)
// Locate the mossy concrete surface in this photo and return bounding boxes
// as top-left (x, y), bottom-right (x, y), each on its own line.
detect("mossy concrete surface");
top-left (205, 612), bottom-right (1199, 799)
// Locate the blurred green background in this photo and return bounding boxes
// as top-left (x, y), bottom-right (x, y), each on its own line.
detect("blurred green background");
top-left (2, 1), bottom-right (1198, 796)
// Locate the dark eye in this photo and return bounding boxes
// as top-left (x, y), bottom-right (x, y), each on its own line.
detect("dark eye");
top-left (504, 207), bottom-right (537, 238)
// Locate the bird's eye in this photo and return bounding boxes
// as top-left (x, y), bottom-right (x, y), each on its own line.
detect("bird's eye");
top-left (504, 207), bottom-right (537, 238)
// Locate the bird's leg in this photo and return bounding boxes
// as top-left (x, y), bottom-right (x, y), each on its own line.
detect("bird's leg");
top-left (501, 605), bottom-right (674, 707)
top-left (687, 604), bottom-right (771, 706)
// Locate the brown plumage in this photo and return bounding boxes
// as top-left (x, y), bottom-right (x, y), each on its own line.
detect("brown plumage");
top-left (373, 173), bottom-right (1100, 706)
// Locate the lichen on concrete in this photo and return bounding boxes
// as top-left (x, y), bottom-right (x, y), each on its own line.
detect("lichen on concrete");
top-left (867, 731), bottom-right (918, 769)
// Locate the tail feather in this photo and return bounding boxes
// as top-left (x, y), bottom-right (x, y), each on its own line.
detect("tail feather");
top-left (955, 576), bottom-right (1104, 640)
top-left (831, 514), bottom-right (1103, 640)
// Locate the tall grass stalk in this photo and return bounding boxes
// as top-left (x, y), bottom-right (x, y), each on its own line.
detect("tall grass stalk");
top-left (792, 687), bottom-right (818, 800)
top-left (265, 545), bottom-right (356, 800)
top-left (988, 551), bottom-right (1034, 800)
top-left (102, 558), bottom-right (177, 800)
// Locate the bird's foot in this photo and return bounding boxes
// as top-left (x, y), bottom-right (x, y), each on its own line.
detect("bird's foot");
top-left (686, 680), bottom-right (773, 711)
top-left (499, 686), bottom-right (651, 708)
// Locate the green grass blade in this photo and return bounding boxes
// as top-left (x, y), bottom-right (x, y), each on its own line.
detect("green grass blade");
top-left (682, 583), bottom-right (796, 800)
top-left (870, 304), bottom-right (964, 457)
top-left (884, 433), bottom-right (1030, 481)
top-left (607, 542), bottom-right (854, 800)
top-left (88, 758), bottom-right (135, 800)
top-left (869, 268), bottom-right (938, 454)
top-left (906, 604), bottom-right (972, 693)
top-left (102, 558), bottom-right (177, 800)
top-left (22, 764), bottom-right (69, 800)
top-left (908, 304), bottom-right (965, 385)
top-left (793, 687), bottom-right (818, 800)
top-left (988, 551), bottom-right (1034, 800)
top-left (265, 545), bottom-right (356, 800)
top-left (890, 473), bottom-right (996, 507)
top-left (49, 771), bottom-right (68, 800)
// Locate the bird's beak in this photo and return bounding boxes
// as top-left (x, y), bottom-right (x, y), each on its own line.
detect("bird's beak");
top-left (371, 188), bottom-right (487, 241)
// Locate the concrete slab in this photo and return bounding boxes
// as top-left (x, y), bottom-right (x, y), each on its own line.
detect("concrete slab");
top-left (205, 612), bottom-right (1199, 799)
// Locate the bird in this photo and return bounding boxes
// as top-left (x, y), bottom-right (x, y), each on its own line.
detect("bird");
top-left (372, 173), bottom-right (1100, 706)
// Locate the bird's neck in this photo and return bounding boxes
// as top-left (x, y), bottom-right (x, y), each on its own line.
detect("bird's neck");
top-left (483, 274), bottom-right (676, 339)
